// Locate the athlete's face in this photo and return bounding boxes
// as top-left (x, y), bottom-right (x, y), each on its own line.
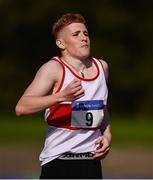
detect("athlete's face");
top-left (56, 23), bottom-right (90, 60)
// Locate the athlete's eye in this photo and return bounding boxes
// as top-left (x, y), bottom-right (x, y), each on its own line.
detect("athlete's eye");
top-left (84, 32), bottom-right (89, 36)
top-left (72, 33), bottom-right (78, 36)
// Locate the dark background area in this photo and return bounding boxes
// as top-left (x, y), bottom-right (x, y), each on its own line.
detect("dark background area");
top-left (0, 0), bottom-right (153, 117)
top-left (0, 0), bottom-right (153, 178)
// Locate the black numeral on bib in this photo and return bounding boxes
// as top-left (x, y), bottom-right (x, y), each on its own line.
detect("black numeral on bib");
top-left (85, 112), bottom-right (93, 126)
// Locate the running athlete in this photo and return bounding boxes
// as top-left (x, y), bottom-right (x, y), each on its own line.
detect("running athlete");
top-left (15, 13), bottom-right (112, 179)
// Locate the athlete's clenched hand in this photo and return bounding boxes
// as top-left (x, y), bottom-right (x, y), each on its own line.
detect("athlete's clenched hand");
top-left (60, 78), bottom-right (85, 101)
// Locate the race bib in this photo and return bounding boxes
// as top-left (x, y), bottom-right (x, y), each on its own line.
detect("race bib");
top-left (71, 100), bottom-right (104, 128)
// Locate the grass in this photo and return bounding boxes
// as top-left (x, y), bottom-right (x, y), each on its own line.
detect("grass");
top-left (0, 113), bottom-right (46, 144)
top-left (0, 113), bottom-right (152, 148)
top-left (110, 116), bottom-right (153, 147)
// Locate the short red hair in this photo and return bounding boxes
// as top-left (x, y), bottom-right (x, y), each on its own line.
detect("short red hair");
top-left (52, 13), bottom-right (86, 38)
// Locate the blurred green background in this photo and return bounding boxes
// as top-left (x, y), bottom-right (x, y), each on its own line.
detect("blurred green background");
top-left (0, 0), bottom-right (152, 178)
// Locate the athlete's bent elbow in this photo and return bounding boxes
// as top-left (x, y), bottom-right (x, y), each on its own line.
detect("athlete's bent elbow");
top-left (15, 105), bottom-right (24, 116)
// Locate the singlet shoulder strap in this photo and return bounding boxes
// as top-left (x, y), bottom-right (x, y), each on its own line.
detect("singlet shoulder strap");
top-left (93, 57), bottom-right (107, 77)
top-left (51, 56), bottom-right (65, 93)
top-left (52, 56), bottom-right (62, 63)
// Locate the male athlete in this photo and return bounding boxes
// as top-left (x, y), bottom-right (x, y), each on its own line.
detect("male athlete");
top-left (15, 13), bottom-right (112, 179)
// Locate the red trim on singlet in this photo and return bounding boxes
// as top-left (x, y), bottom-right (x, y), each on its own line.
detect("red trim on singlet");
top-left (46, 56), bottom-right (101, 131)
top-left (47, 103), bottom-right (100, 130)
top-left (48, 104), bottom-right (72, 127)
top-left (58, 57), bottom-right (100, 81)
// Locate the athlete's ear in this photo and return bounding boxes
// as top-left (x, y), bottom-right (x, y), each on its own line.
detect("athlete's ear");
top-left (56, 39), bottom-right (65, 50)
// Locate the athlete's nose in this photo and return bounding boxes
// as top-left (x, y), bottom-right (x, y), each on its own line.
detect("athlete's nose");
top-left (80, 33), bottom-right (87, 42)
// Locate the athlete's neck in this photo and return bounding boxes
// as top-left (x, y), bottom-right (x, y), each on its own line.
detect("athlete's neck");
top-left (61, 56), bottom-right (86, 70)
top-left (61, 56), bottom-right (92, 78)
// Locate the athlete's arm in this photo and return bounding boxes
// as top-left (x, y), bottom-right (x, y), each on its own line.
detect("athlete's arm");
top-left (93, 110), bottom-right (112, 160)
top-left (15, 60), bottom-right (84, 116)
top-left (93, 59), bottom-right (112, 160)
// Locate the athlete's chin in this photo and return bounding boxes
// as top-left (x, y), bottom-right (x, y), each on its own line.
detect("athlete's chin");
top-left (79, 52), bottom-right (90, 60)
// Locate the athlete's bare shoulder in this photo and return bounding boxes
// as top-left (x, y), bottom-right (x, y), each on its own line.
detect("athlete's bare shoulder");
top-left (47, 58), bottom-right (63, 75)
top-left (36, 58), bottom-right (63, 80)
top-left (22, 58), bottom-right (64, 96)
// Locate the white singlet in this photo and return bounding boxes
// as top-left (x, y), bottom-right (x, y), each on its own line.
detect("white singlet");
top-left (39, 56), bottom-right (108, 165)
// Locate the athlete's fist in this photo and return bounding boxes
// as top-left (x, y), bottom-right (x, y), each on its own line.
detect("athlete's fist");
top-left (60, 78), bottom-right (84, 101)
top-left (93, 136), bottom-right (111, 160)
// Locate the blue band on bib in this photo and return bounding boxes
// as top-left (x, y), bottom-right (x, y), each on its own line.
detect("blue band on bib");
top-left (72, 100), bottom-right (104, 111)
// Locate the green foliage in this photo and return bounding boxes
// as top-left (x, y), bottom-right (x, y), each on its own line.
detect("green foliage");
top-left (111, 116), bottom-right (153, 147)
top-left (0, 114), bottom-right (46, 144)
